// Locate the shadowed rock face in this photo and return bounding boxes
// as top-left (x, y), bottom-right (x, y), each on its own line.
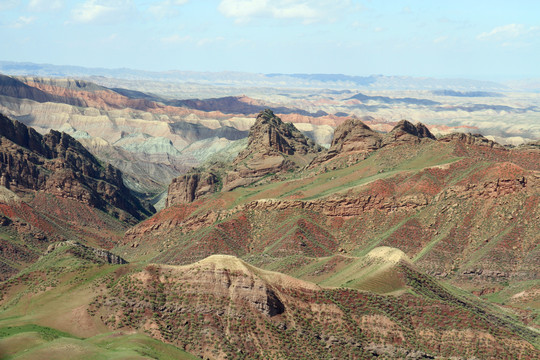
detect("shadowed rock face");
top-left (166, 171), bottom-right (218, 207)
top-left (195, 267), bottom-right (285, 317)
top-left (0, 113), bottom-right (153, 222)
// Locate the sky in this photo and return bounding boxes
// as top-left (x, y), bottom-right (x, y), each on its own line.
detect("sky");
top-left (0, 0), bottom-right (539, 80)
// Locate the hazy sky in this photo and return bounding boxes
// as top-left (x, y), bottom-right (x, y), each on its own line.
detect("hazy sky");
top-left (1, 0), bottom-right (539, 80)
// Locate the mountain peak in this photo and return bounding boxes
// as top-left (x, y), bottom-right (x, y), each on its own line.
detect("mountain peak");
top-left (330, 118), bottom-right (381, 151)
top-left (383, 119), bottom-right (436, 145)
top-left (166, 109), bottom-right (323, 205)
top-left (310, 118), bottom-right (382, 167)
top-left (236, 109), bottom-right (321, 161)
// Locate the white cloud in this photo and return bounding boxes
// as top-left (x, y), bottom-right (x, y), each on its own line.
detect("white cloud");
top-left (477, 24), bottom-right (540, 41)
top-left (197, 36), bottom-right (225, 47)
top-left (71, 0), bottom-right (133, 23)
top-left (401, 6), bottom-right (411, 14)
top-left (161, 34), bottom-right (191, 44)
top-left (350, 21), bottom-right (367, 30)
top-left (434, 36), bottom-right (448, 44)
top-left (148, 0), bottom-right (188, 19)
top-left (0, 0), bottom-right (18, 11)
top-left (218, 0), bottom-right (351, 24)
top-left (10, 15), bottom-right (36, 28)
top-left (29, 0), bottom-right (62, 11)
top-left (101, 33), bottom-right (118, 43)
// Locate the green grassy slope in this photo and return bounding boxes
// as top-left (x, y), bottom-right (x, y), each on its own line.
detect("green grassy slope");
top-left (0, 326), bottom-right (200, 360)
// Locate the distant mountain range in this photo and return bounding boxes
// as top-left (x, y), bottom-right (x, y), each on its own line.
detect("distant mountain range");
top-left (0, 60), bottom-right (515, 91)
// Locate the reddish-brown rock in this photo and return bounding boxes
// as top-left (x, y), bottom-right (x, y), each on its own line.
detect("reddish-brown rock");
top-left (439, 132), bottom-right (503, 148)
top-left (165, 171), bottom-right (218, 207)
top-left (0, 113), bottom-right (153, 221)
top-left (382, 119), bottom-right (436, 146)
top-left (166, 109), bottom-right (323, 203)
top-left (310, 118), bottom-right (383, 166)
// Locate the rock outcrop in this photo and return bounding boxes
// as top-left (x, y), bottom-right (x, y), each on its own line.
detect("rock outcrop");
top-left (166, 109), bottom-right (323, 204)
top-left (176, 255), bottom-right (292, 316)
top-left (382, 119), bottom-right (436, 146)
top-left (328, 118), bottom-right (382, 154)
top-left (0, 113), bottom-right (153, 221)
top-left (310, 118), bottom-right (382, 166)
top-left (234, 109), bottom-right (321, 161)
top-left (46, 240), bottom-right (128, 264)
top-left (165, 171), bottom-right (218, 207)
top-left (439, 132), bottom-right (503, 148)
top-left (223, 110), bottom-right (322, 190)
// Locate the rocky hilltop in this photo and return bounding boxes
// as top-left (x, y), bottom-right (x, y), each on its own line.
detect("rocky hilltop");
top-left (2, 249), bottom-right (537, 360)
top-left (0, 113), bottom-right (152, 221)
top-left (382, 119), bottom-right (436, 146)
top-left (310, 118), bottom-right (383, 166)
top-left (234, 108), bottom-right (321, 159)
top-left (310, 117), bottom-right (436, 167)
top-left (224, 109), bottom-right (322, 190)
top-left (166, 109), bottom-right (323, 206)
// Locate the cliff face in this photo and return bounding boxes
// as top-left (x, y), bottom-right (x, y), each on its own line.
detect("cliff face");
top-left (165, 171), bottom-right (218, 207)
top-left (0, 113), bottom-right (153, 222)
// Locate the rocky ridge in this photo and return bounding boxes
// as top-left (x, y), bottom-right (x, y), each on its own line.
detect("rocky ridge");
top-left (83, 254), bottom-right (537, 360)
top-left (0, 113), bottom-right (153, 221)
top-left (382, 119), bottom-right (436, 146)
top-left (439, 132), bottom-right (504, 148)
top-left (124, 131), bottom-right (539, 296)
top-left (45, 240), bottom-right (128, 265)
top-left (166, 109), bottom-right (323, 206)
top-left (311, 118), bottom-right (437, 167)
top-left (165, 112), bottom-right (535, 209)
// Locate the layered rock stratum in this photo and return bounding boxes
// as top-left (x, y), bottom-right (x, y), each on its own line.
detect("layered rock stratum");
top-left (0, 113), bottom-right (152, 221)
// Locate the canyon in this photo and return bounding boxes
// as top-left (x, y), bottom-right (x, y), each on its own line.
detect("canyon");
top-left (0, 71), bottom-right (539, 359)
